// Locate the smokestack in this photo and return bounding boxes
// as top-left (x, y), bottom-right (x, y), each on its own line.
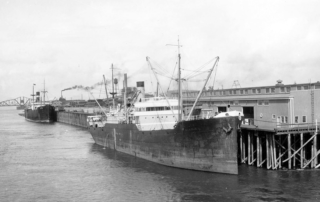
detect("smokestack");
top-left (136, 81), bottom-right (145, 102)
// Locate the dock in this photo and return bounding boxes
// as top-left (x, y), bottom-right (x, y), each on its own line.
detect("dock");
top-left (240, 119), bottom-right (320, 170)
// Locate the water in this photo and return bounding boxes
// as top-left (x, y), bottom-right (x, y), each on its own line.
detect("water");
top-left (0, 106), bottom-right (319, 202)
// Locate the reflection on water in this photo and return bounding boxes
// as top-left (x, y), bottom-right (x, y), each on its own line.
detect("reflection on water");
top-left (1, 107), bottom-right (319, 202)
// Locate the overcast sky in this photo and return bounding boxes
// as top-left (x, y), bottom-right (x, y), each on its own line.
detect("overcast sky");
top-left (1, 0), bottom-right (320, 101)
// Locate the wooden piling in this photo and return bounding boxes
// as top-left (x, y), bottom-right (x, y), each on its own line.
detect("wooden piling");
top-left (288, 133), bottom-right (291, 169)
top-left (272, 135), bottom-right (277, 169)
top-left (248, 132), bottom-right (251, 165)
top-left (257, 134), bottom-right (260, 167)
top-left (300, 133), bottom-right (303, 168)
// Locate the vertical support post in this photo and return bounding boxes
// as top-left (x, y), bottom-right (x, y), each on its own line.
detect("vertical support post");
top-left (113, 128), bottom-right (117, 150)
top-left (240, 132), bottom-right (243, 163)
top-left (270, 135), bottom-right (274, 169)
top-left (248, 131), bottom-right (251, 165)
top-left (300, 133), bottom-right (303, 168)
top-left (251, 133), bottom-right (254, 165)
top-left (257, 134), bottom-right (260, 167)
top-left (130, 130), bottom-right (132, 153)
top-left (293, 134), bottom-right (296, 168)
top-left (243, 132), bottom-right (246, 163)
top-left (273, 134), bottom-right (277, 169)
top-left (288, 133), bottom-right (291, 169)
top-left (279, 135), bottom-right (282, 169)
top-left (314, 131), bottom-right (318, 166)
top-left (260, 134), bottom-right (263, 167)
top-left (266, 134), bottom-right (270, 169)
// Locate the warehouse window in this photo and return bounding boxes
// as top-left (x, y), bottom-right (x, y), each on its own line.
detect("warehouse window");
top-left (240, 89), bottom-right (243, 94)
top-left (272, 114), bottom-right (276, 119)
top-left (286, 87), bottom-right (291, 92)
top-left (257, 89), bottom-right (261, 93)
top-left (302, 116), bottom-right (307, 123)
top-left (295, 116), bottom-right (299, 123)
top-left (271, 88), bottom-right (275, 93)
top-left (252, 89), bottom-right (256, 93)
top-left (266, 88), bottom-right (270, 93)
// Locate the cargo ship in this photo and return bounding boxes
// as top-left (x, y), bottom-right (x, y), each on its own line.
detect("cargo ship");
top-left (25, 104), bottom-right (56, 123)
top-left (87, 48), bottom-right (242, 174)
top-left (24, 82), bottom-right (57, 123)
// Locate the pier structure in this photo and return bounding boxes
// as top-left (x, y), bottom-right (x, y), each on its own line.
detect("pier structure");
top-left (57, 111), bottom-right (94, 128)
top-left (240, 120), bottom-right (320, 170)
top-left (170, 80), bottom-right (320, 170)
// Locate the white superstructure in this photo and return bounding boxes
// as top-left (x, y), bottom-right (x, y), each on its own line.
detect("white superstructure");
top-left (133, 97), bottom-right (179, 131)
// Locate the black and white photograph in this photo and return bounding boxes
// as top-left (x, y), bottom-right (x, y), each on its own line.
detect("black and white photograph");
top-left (1, 0), bottom-right (320, 201)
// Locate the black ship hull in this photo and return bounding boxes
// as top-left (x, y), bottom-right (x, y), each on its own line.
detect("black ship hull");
top-left (25, 105), bottom-right (57, 123)
top-left (88, 117), bottom-right (240, 174)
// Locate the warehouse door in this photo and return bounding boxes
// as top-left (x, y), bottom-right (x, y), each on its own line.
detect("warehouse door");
top-left (243, 107), bottom-right (254, 119)
top-left (218, 106), bottom-right (227, 113)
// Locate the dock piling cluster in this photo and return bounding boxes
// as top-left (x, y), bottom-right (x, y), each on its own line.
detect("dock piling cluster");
top-left (240, 122), bottom-right (319, 170)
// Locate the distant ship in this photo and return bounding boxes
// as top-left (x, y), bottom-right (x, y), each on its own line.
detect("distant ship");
top-left (24, 82), bottom-right (56, 123)
top-left (87, 47), bottom-right (243, 174)
top-left (16, 105), bottom-right (26, 110)
top-left (25, 104), bottom-right (56, 123)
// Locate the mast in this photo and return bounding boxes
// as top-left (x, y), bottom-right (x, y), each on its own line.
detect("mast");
top-left (178, 46), bottom-right (182, 122)
top-left (110, 64), bottom-right (116, 109)
top-left (42, 80), bottom-right (46, 104)
top-left (103, 75), bottom-right (108, 100)
top-left (32, 84), bottom-right (36, 103)
top-left (124, 73), bottom-right (127, 123)
top-left (167, 37), bottom-right (183, 122)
